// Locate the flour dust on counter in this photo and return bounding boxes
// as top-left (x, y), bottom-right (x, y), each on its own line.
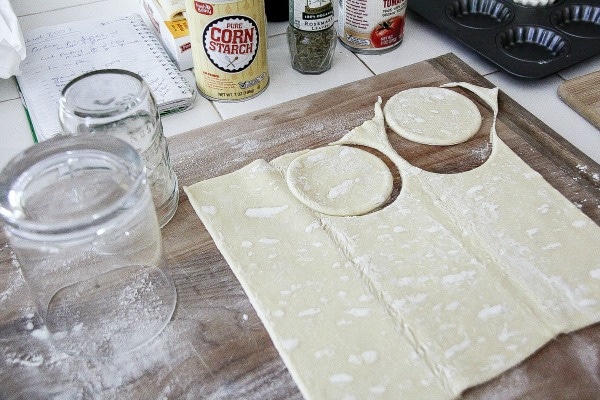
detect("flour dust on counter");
top-left (1, 309), bottom-right (200, 398)
top-left (0, 251), bottom-right (198, 398)
top-left (184, 83), bottom-right (600, 399)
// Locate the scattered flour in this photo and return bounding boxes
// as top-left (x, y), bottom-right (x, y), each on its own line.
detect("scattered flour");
top-left (245, 205), bottom-right (289, 218)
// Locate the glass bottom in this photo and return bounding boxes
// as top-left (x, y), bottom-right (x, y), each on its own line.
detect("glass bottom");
top-left (45, 264), bottom-right (176, 358)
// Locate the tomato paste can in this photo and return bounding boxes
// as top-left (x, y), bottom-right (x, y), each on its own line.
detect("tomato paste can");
top-left (185, 0), bottom-right (269, 101)
top-left (337, 0), bottom-right (407, 54)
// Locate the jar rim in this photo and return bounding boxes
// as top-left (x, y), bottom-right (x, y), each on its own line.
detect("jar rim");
top-left (60, 69), bottom-right (150, 120)
top-left (0, 135), bottom-right (146, 238)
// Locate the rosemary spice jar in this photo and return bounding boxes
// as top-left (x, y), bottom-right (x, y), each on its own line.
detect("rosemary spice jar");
top-left (287, 0), bottom-right (336, 74)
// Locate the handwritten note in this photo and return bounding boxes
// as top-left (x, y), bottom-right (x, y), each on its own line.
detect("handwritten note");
top-left (16, 14), bottom-right (195, 141)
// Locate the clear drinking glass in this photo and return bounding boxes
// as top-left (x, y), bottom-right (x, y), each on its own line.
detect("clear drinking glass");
top-left (0, 135), bottom-right (177, 357)
top-left (58, 69), bottom-right (179, 228)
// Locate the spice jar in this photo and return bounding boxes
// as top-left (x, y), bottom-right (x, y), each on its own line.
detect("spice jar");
top-left (287, 0), bottom-right (337, 74)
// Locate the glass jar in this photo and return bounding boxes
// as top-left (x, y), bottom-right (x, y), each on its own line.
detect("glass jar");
top-left (287, 0), bottom-right (337, 74)
top-left (0, 135), bottom-right (177, 357)
top-left (59, 69), bottom-right (179, 228)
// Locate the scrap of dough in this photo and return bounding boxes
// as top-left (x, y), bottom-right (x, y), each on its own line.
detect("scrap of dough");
top-left (383, 87), bottom-right (482, 145)
top-left (286, 145), bottom-right (394, 216)
top-left (184, 83), bottom-right (600, 399)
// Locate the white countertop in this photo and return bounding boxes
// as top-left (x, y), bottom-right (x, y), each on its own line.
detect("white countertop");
top-left (1, 0), bottom-right (599, 170)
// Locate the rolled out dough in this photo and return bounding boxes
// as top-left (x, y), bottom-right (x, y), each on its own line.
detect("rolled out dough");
top-left (184, 83), bottom-right (600, 399)
top-left (286, 145), bottom-right (394, 216)
top-left (383, 86), bottom-right (482, 145)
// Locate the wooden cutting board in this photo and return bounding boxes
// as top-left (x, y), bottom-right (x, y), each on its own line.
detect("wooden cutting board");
top-left (559, 69), bottom-right (600, 130)
top-left (1, 53), bottom-right (600, 399)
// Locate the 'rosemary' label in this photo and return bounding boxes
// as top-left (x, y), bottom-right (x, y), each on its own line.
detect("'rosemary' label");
top-left (291, 0), bottom-right (335, 32)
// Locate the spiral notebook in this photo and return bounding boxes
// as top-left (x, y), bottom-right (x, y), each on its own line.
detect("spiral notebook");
top-left (16, 14), bottom-right (196, 142)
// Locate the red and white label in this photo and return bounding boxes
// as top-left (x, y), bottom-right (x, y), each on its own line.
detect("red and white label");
top-left (338, 0), bottom-right (407, 51)
top-left (194, 1), bottom-right (213, 15)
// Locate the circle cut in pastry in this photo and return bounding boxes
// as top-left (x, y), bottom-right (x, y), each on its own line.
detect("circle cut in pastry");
top-left (286, 145), bottom-right (393, 216)
top-left (383, 87), bottom-right (482, 145)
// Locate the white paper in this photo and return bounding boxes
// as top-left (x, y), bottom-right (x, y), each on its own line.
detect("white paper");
top-left (16, 14), bottom-right (195, 141)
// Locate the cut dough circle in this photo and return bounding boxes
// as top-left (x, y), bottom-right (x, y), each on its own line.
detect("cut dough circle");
top-left (286, 145), bottom-right (393, 216)
top-left (383, 87), bottom-right (482, 145)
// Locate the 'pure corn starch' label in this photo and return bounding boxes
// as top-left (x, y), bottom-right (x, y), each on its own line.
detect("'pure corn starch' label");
top-left (186, 0), bottom-right (269, 101)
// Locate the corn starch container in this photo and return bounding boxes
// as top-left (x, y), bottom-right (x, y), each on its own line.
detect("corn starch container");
top-left (185, 0), bottom-right (269, 101)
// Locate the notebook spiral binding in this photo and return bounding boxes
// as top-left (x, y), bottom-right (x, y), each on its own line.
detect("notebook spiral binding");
top-left (128, 14), bottom-right (193, 95)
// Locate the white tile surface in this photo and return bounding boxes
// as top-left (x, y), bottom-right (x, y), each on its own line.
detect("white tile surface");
top-left (557, 55), bottom-right (600, 80)
top-left (11, 0), bottom-right (100, 16)
top-left (16, 0), bottom-right (138, 30)
top-left (0, 99), bottom-right (35, 167)
top-left (161, 71), bottom-right (222, 137)
top-left (0, 77), bottom-right (19, 102)
top-left (357, 11), bottom-right (500, 76)
top-left (267, 20), bottom-right (288, 37)
top-left (161, 99), bottom-right (221, 137)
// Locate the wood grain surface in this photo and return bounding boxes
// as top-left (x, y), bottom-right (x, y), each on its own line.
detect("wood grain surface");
top-left (559, 69), bottom-right (600, 130)
top-left (1, 53), bottom-right (600, 399)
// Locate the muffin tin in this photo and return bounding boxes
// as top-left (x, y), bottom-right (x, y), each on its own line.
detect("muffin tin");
top-left (408, 0), bottom-right (600, 78)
